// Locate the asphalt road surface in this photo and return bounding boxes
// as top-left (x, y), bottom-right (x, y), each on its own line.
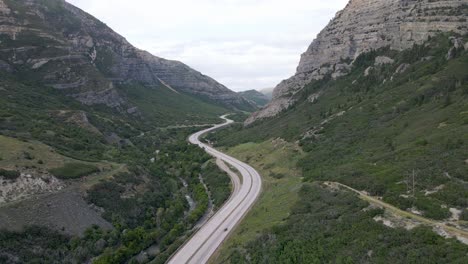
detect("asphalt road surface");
top-left (167, 115), bottom-right (262, 264)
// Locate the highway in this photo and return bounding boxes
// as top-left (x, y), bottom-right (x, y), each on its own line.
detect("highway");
top-left (167, 115), bottom-right (262, 264)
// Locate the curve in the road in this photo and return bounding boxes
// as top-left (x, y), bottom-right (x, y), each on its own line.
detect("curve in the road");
top-left (167, 115), bottom-right (262, 264)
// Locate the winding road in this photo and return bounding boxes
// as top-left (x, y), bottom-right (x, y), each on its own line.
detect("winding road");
top-left (167, 115), bottom-right (262, 264)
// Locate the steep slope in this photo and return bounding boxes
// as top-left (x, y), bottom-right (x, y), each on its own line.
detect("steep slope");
top-left (259, 87), bottom-right (274, 100)
top-left (0, 1), bottom-right (240, 263)
top-left (247, 0), bottom-right (468, 124)
top-left (0, 0), bottom-right (255, 112)
top-left (238, 89), bottom-right (270, 107)
top-left (209, 33), bottom-right (468, 263)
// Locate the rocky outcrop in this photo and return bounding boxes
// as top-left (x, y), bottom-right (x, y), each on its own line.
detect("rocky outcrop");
top-left (374, 56), bottom-right (395, 66)
top-left (0, 172), bottom-right (64, 204)
top-left (59, 110), bottom-right (102, 135)
top-left (0, 0), bottom-right (254, 111)
top-left (246, 0), bottom-right (468, 125)
top-left (0, 0), bottom-right (10, 15)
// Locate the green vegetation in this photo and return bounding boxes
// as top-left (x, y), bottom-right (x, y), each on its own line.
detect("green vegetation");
top-left (117, 83), bottom-right (226, 127)
top-left (203, 161), bottom-right (231, 208)
top-left (0, 226), bottom-right (73, 263)
top-left (0, 134), bottom-right (120, 188)
top-left (88, 135), bottom-right (227, 264)
top-left (1, 123), bottom-right (232, 263)
top-left (223, 184), bottom-right (468, 263)
top-left (0, 169), bottom-right (20, 180)
top-left (462, 209), bottom-right (468, 221)
top-left (238, 90), bottom-right (270, 107)
top-left (0, 1), bottom-right (238, 263)
top-left (49, 163), bottom-right (100, 179)
top-left (226, 112), bottom-right (251, 123)
top-left (209, 34), bottom-right (468, 219)
top-left (211, 33), bottom-right (468, 262)
top-left (0, 36), bottom-right (232, 264)
top-left (2, 0), bottom-right (465, 262)
top-left (0, 77), bottom-right (109, 161)
top-left (213, 140), bottom-right (304, 261)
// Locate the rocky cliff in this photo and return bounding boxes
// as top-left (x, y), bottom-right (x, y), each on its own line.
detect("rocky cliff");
top-left (246, 0), bottom-right (468, 124)
top-left (0, 0), bottom-right (255, 111)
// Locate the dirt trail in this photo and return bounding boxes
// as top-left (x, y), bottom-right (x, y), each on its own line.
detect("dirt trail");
top-left (325, 181), bottom-right (468, 244)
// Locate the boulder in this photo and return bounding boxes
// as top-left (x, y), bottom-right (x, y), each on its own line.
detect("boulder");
top-left (374, 56), bottom-right (395, 66)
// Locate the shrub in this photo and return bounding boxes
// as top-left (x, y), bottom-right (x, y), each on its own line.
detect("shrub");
top-left (271, 172), bottom-right (286, 179)
top-left (49, 163), bottom-right (99, 179)
top-left (461, 209), bottom-right (468, 221)
top-left (23, 151), bottom-right (34, 160)
top-left (114, 172), bottom-right (141, 185)
top-left (415, 138), bottom-right (429, 146)
top-left (0, 169), bottom-right (21, 180)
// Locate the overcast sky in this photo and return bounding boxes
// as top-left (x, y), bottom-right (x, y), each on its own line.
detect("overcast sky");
top-left (66, 0), bottom-right (348, 92)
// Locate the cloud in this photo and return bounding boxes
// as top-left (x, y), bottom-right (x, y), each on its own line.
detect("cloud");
top-left (67, 0), bottom-right (348, 91)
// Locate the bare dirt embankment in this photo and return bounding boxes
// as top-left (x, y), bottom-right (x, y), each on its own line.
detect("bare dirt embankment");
top-left (0, 135), bottom-right (115, 236)
top-left (0, 187), bottom-right (112, 236)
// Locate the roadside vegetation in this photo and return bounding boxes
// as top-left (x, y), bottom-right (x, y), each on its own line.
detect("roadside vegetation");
top-left (213, 140), bottom-right (304, 262)
top-left (203, 161), bottom-right (232, 208)
top-left (0, 169), bottom-right (20, 180)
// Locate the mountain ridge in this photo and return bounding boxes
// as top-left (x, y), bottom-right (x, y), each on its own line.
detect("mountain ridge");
top-left (246, 0), bottom-right (468, 124)
top-left (0, 0), bottom-right (256, 112)
top-left (238, 89), bottom-right (270, 107)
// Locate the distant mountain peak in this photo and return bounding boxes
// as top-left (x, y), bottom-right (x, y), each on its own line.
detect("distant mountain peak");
top-left (238, 90), bottom-right (271, 107)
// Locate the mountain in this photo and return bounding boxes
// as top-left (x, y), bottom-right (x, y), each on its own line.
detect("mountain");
top-left (247, 0), bottom-right (468, 125)
top-left (204, 1), bottom-right (468, 262)
top-left (238, 89), bottom-right (271, 107)
top-left (259, 87), bottom-right (274, 100)
top-left (0, 0), bottom-right (256, 113)
top-left (0, 1), bottom-right (245, 263)
top-left (209, 31), bottom-right (468, 264)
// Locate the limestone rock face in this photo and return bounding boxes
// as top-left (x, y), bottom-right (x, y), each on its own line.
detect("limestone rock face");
top-left (246, 0), bottom-right (468, 125)
top-left (374, 56), bottom-right (395, 66)
top-left (0, 0), bottom-right (254, 111)
top-left (0, 0), bottom-right (10, 15)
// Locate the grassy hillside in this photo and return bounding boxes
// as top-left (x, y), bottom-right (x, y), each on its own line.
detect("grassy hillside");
top-left (212, 140), bottom-right (303, 262)
top-left (208, 34), bottom-right (468, 262)
top-left (0, 62), bottom-right (231, 264)
top-left (117, 83), bottom-right (226, 126)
